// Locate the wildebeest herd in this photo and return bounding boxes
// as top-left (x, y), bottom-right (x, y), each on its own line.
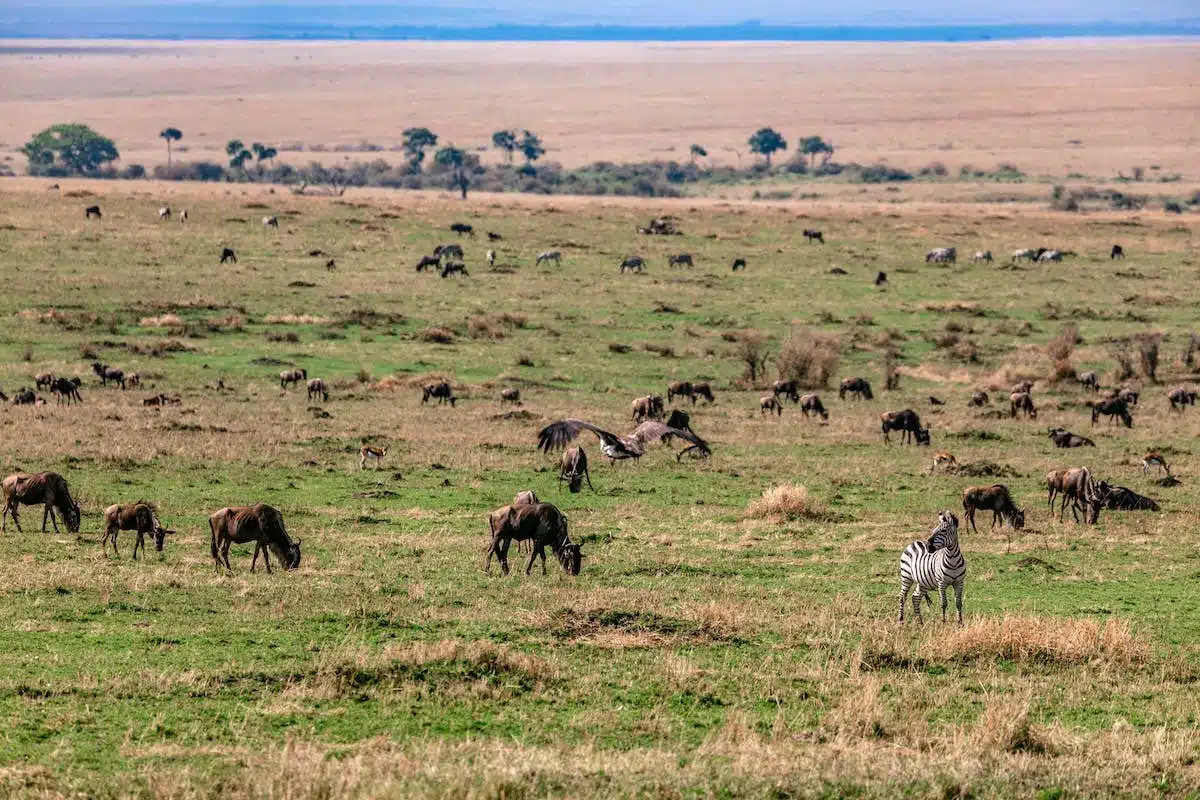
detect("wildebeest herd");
top-left (11, 206), bottom-right (1163, 624)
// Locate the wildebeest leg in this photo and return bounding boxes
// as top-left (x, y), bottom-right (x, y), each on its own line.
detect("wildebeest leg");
top-left (221, 540), bottom-right (233, 572)
top-left (525, 544), bottom-right (541, 576)
top-left (967, 507), bottom-right (978, 534)
top-left (44, 503), bottom-right (58, 534)
top-left (133, 529), bottom-right (143, 560)
top-left (585, 466), bottom-right (594, 491)
top-left (991, 510), bottom-right (1001, 530)
top-left (499, 539), bottom-right (512, 575)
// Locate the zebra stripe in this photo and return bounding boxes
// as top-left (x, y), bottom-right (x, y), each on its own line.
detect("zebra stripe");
top-left (898, 510), bottom-right (967, 625)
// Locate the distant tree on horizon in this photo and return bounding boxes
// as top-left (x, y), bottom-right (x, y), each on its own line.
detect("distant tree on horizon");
top-left (491, 130), bottom-right (518, 164)
top-left (689, 143), bottom-right (708, 164)
top-left (748, 127), bottom-right (787, 167)
top-left (252, 142), bottom-right (278, 171)
top-left (226, 138), bottom-right (252, 177)
top-left (403, 127), bottom-right (438, 172)
top-left (434, 145), bottom-right (470, 199)
top-left (159, 127), bottom-right (182, 168)
top-left (798, 135), bottom-right (834, 168)
top-left (518, 130), bottom-right (544, 168)
top-left (22, 124), bottom-right (119, 176)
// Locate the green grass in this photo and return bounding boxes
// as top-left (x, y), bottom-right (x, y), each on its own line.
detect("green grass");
top-left (0, 183), bottom-right (1197, 797)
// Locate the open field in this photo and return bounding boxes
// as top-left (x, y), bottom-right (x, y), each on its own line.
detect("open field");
top-left (1, 39), bottom-right (1198, 180)
top-left (0, 177), bottom-right (1198, 797)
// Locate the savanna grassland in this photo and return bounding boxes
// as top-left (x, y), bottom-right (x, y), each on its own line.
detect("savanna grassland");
top-left (0, 177), bottom-right (1198, 798)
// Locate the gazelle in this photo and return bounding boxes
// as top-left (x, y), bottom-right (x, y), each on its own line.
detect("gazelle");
top-left (1142, 453), bottom-right (1170, 476)
top-left (929, 452), bottom-right (957, 474)
top-left (359, 445), bottom-right (389, 470)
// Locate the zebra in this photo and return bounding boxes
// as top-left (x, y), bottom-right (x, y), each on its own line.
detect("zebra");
top-left (898, 510), bottom-right (966, 625)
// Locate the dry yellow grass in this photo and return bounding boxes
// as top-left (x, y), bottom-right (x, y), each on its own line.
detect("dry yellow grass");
top-left (747, 484), bottom-right (827, 521)
top-left (0, 39), bottom-right (1196, 179)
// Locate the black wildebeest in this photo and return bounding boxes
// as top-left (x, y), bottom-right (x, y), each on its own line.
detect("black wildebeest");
top-left (668, 253), bottom-right (694, 268)
top-left (487, 231), bottom-right (503, 242)
top-left (434, 243), bottom-right (464, 261)
top-left (209, 503), bottom-right (302, 573)
top-left (50, 377), bottom-right (83, 405)
top-left (1168, 387), bottom-right (1197, 411)
top-left (415, 255), bottom-right (441, 272)
top-left (450, 223), bottom-right (475, 237)
top-left (103, 502), bottom-right (173, 559)
top-left (1048, 427), bottom-right (1095, 448)
top-left (803, 229), bottom-right (824, 244)
top-left (880, 409), bottom-right (929, 445)
top-left (619, 256), bottom-right (646, 273)
top-left (558, 446), bottom-right (593, 494)
top-left (85, 205), bottom-right (102, 219)
top-left (91, 362), bottom-right (126, 389)
top-left (279, 368), bottom-right (307, 389)
top-left (422, 381), bottom-right (456, 406)
top-left (961, 484), bottom-right (1025, 534)
top-left (1089, 397), bottom-right (1132, 427)
top-left (875, 271), bottom-right (888, 286)
top-left (220, 247), bottom-right (237, 264)
top-left (440, 262), bottom-right (469, 278)
top-left (839, 377), bottom-right (873, 401)
top-left (2, 472), bottom-right (81, 534)
top-left (485, 501), bottom-right (582, 576)
top-left (800, 393), bottom-right (829, 421)
top-left (1111, 244), bottom-right (1125, 259)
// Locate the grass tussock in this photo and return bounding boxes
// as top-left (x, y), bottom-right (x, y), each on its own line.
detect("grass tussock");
top-left (262, 314), bottom-right (332, 325)
top-left (922, 300), bottom-right (984, 315)
top-left (938, 615), bottom-right (1149, 665)
top-left (776, 326), bottom-right (840, 389)
top-left (420, 326), bottom-right (457, 344)
top-left (139, 313), bottom-right (184, 328)
top-left (972, 694), bottom-right (1053, 754)
top-left (746, 484), bottom-right (827, 522)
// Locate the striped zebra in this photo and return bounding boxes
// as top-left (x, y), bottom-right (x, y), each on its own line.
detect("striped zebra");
top-left (898, 510), bottom-right (966, 625)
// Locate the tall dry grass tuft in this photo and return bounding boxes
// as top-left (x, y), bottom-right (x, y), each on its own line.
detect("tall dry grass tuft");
top-left (1138, 332), bottom-right (1162, 382)
top-left (746, 484), bottom-right (827, 522)
top-left (776, 326), bottom-right (840, 389)
top-left (825, 676), bottom-right (888, 740)
top-left (730, 328), bottom-right (770, 384)
top-left (972, 693), bottom-right (1052, 754)
top-left (935, 615), bottom-right (1148, 666)
top-left (140, 313), bottom-right (184, 328)
top-left (1045, 323), bottom-right (1079, 382)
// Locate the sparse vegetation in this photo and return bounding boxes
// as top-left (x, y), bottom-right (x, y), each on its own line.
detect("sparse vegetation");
top-left (776, 326), bottom-right (840, 388)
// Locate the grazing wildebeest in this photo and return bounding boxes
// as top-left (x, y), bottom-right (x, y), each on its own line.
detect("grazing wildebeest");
top-left (91, 362), bottom-right (126, 389)
top-left (668, 253), bottom-right (694, 268)
top-left (50, 377), bottom-right (83, 405)
top-left (415, 255), bottom-right (441, 272)
top-left (103, 502), bottom-right (173, 559)
top-left (422, 381), bottom-right (455, 406)
top-left (926, 247), bottom-right (957, 264)
top-left (1117, 387), bottom-right (1139, 406)
top-left (158, 205), bottom-right (171, 220)
top-left (1089, 397), bottom-right (1132, 427)
top-left (772, 380), bottom-right (800, 403)
top-left (279, 368), bottom-right (307, 389)
top-left (2, 472), bottom-right (80, 534)
top-left (969, 391), bottom-right (990, 407)
top-left (485, 502), bottom-right (581, 576)
top-left (800, 393), bottom-right (829, 421)
top-left (306, 378), bottom-right (328, 402)
top-left (731, 258), bottom-right (747, 271)
top-left (971, 250), bottom-right (993, 263)
top-left (929, 452), bottom-right (957, 474)
top-left (500, 387), bottom-right (521, 406)
top-left (880, 409), bottom-right (929, 445)
top-left (325, 259), bottom-right (336, 271)
top-left (440, 262), bottom-right (469, 278)
top-left (1078, 371), bottom-right (1099, 392)
top-left (1038, 249), bottom-right (1062, 263)
top-left (127, 373), bottom-right (141, 388)
top-left (359, 445), bottom-right (388, 470)
top-left (1046, 469), bottom-right (1067, 511)
top-left (220, 247), bottom-right (237, 264)
top-left (1010, 391), bottom-right (1037, 419)
top-left (961, 485), bottom-right (1025, 534)
top-left (1011, 248), bottom-right (1036, 263)
top-left (803, 229), bottom-right (824, 244)
top-left (535, 250), bottom-right (561, 267)
top-left (875, 271), bottom-right (888, 286)
top-left (85, 205), bottom-right (102, 219)
top-left (209, 504), bottom-right (302, 573)
top-left (668, 381), bottom-right (714, 405)
top-left (35, 373), bottom-right (55, 390)
top-left (631, 394), bottom-right (664, 422)
top-left (1011, 380), bottom-right (1034, 395)
top-left (839, 377), bottom-right (873, 401)
top-left (262, 215), bottom-right (279, 228)
top-left (1142, 453), bottom-right (1169, 475)
top-left (928, 396), bottom-right (945, 406)
top-left (513, 489), bottom-right (539, 506)
top-left (434, 243), bottom-right (464, 261)
top-left (487, 231), bottom-right (503, 242)
top-left (10, 389), bottom-right (36, 405)
top-left (1058, 467), bottom-right (1110, 523)
top-left (619, 256), bottom-right (646, 273)
top-left (1168, 387), bottom-right (1196, 411)
top-left (450, 222), bottom-right (475, 237)
top-left (1111, 244), bottom-right (1125, 259)
top-left (558, 447), bottom-right (593, 494)
top-left (1048, 427), bottom-right (1094, 448)
top-left (142, 393), bottom-right (181, 407)
top-left (760, 396), bottom-right (783, 416)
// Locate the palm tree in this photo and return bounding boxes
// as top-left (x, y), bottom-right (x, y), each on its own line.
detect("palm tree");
top-left (159, 127), bottom-right (182, 168)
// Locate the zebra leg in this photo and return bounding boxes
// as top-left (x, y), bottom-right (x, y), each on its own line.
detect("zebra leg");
top-left (898, 578), bottom-right (911, 622)
top-left (911, 588), bottom-right (924, 624)
top-left (954, 582), bottom-right (965, 626)
top-left (939, 584), bottom-right (949, 623)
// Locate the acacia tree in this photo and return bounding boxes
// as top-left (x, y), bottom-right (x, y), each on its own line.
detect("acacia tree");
top-left (403, 127), bottom-right (438, 172)
top-left (226, 139), bottom-right (252, 178)
top-left (22, 124), bottom-right (120, 176)
top-left (518, 130), bottom-right (544, 168)
top-left (689, 143), bottom-right (707, 164)
top-left (491, 130), bottom-right (517, 164)
top-left (748, 127), bottom-right (787, 167)
top-left (252, 142), bottom-right (277, 172)
top-left (434, 146), bottom-right (470, 199)
top-left (798, 135), bottom-right (834, 168)
top-left (159, 127), bottom-right (182, 168)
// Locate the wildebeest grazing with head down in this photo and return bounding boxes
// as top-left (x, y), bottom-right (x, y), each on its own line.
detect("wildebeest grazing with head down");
top-left (1111, 244), bottom-right (1125, 259)
top-left (103, 502), bottom-right (173, 559)
top-left (306, 378), bottom-right (328, 402)
top-left (535, 250), bottom-right (561, 267)
top-left (619, 256), bottom-right (646, 273)
top-left (500, 388), bottom-right (521, 406)
top-left (558, 446), bottom-right (593, 494)
top-left (1078, 371), bottom-right (1099, 392)
top-left (803, 229), bottom-right (824, 244)
top-left (220, 247), bottom-right (237, 264)
top-left (485, 501), bottom-right (581, 576)
top-left (2, 472), bottom-right (81, 534)
top-left (1010, 391), bottom-right (1037, 419)
top-left (631, 394), bottom-right (664, 422)
top-left (1089, 397), bottom-right (1132, 427)
top-left (772, 380), bottom-right (800, 403)
top-left (926, 247), bottom-right (957, 264)
top-left (1168, 387), bottom-right (1197, 411)
top-left (91, 362), bottom-right (126, 389)
top-left (209, 503), bottom-right (301, 573)
top-left (450, 222), bottom-right (475, 237)
top-left (1057, 467), bottom-right (1110, 524)
top-left (422, 381), bottom-right (455, 407)
top-left (800, 393), bottom-right (829, 421)
top-left (279, 368), bottom-right (307, 389)
top-left (961, 484), bottom-right (1025, 534)
top-left (487, 231), bottom-right (503, 242)
top-left (839, 377), bottom-right (873, 401)
top-left (440, 262), bottom-right (468, 278)
top-left (85, 205), bottom-right (102, 219)
top-left (880, 409), bottom-right (929, 445)
top-left (415, 255), bottom-right (441, 272)
top-left (760, 396), bottom-right (782, 416)
top-left (434, 243), bottom-right (464, 261)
